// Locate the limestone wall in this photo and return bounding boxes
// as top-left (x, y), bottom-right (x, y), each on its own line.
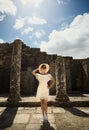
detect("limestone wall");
top-left (0, 40), bottom-right (89, 95)
top-left (68, 58), bottom-right (89, 93)
top-left (0, 43), bottom-right (12, 93)
top-left (21, 44), bottom-right (57, 95)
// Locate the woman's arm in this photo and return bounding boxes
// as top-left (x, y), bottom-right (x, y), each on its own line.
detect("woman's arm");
top-left (48, 75), bottom-right (55, 89)
top-left (32, 68), bottom-right (39, 77)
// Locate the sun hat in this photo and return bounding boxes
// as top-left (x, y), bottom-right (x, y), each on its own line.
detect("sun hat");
top-left (38, 63), bottom-right (50, 73)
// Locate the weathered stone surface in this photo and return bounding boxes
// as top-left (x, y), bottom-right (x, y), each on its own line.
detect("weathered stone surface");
top-left (52, 107), bottom-right (65, 113)
top-left (0, 95), bottom-right (89, 107)
top-left (13, 114), bottom-right (30, 124)
top-left (21, 67), bottom-right (34, 95)
top-left (30, 114), bottom-right (42, 123)
top-left (64, 57), bottom-right (73, 92)
top-left (21, 44), bottom-right (57, 95)
top-left (0, 106), bottom-right (89, 130)
top-left (26, 123), bottom-right (57, 130)
top-left (26, 124), bottom-right (41, 130)
top-left (5, 124), bottom-right (26, 130)
top-left (17, 107), bottom-right (36, 114)
top-left (7, 39), bottom-right (22, 103)
top-left (0, 44), bottom-right (12, 93)
top-left (55, 107), bottom-right (89, 130)
top-left (70, 59), bottom-right (89, 93)
top-left (0, 39), bottom-right (89, 96)
top-left (55, 56), bottom-right (70, 101)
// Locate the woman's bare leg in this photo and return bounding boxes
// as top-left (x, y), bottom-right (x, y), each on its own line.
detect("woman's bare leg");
top-left (44, 99), bottom-right (48, 115)
top-left (40, 99), bottom-right (48, 121)
top-left (40, 99), bottom-right (45, 116)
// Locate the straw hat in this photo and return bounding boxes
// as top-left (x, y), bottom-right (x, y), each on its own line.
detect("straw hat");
top-left (38, 63), bottom-right (50, 73)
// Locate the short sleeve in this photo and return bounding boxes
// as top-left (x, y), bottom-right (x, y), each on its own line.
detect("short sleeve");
top-left (47, 74), bottom-right (52, 81)
top-left (36, 73), bottom-right (40, 80)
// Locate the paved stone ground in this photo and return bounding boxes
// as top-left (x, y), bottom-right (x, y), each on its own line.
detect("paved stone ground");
top-left (0, 94), bottom-right (89, 130)
top-left (0, 106), bottom-right (89, 130)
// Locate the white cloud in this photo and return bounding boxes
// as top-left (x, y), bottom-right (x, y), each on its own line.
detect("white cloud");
top-left (22, 27), bottom-right (34, 35)
top-left (20, 0), bottom-right (43, 8)
top-left (13, 16), bottom-right (47, 30)
top-left (32, 41), bottom-right (39, 46)
top-left (0, 14), bottom-right (5, 21)
top-left (28, 16), bottom-right (47, 25)
top-left (0, 0), bottom-right (17, 15)
top-left (0, 38), bottom-right (4, 43)
top-left (60, 22), bottom-right (69, 30)
top-left (29, 30), bottom-right (45, 39)
top-left (57, 0), bottom-right (70, 5)
top-left (13, 17), bottom-right (25, 29)
top-left (40, 13), bottom-right (89, 59)
top-left (34, 30), bottom-right (45, 39)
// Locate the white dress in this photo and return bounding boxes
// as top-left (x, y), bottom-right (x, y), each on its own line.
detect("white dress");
top-left (36, 73), bottom-right (51, 100)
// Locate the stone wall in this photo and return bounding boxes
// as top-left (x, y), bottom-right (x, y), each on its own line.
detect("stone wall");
top-left (64, 58), bottom-right (89, 93)
top-left (21, 44), bottom-right (57, 95)
top-left (0, 43), bottom-right (12, 93)
top-left (0, 40), bottom-right (89, 95)
top-left (64, 57), bottom-right (73, 92)
top-left (79, 59), bottom-right (89, 92)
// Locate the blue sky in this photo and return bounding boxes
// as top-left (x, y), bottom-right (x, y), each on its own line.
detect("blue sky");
top-left (0, 0), bottom-right (89, 59)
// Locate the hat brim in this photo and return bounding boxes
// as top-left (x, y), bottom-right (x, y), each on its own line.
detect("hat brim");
top-left (39, 63), bottom-right (49, 73)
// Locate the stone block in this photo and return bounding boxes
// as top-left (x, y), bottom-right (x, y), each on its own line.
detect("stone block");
top-left (13, 114), bottom-right (30, 124)
top-left (52, 107), bottom-right (65, 113)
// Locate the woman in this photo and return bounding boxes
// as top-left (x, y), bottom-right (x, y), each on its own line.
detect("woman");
top-left (32, 63), bottom-right (55, 122)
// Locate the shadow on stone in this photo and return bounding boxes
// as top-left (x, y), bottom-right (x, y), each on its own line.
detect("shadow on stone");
top-left (0, 107), bottom-right (18, 130)
top-left (68, 93), bottom-right (87, 97)
top-left (65, 107), bottom-right (89, 117)
top-left (39, 122), bottom-right (55, 130)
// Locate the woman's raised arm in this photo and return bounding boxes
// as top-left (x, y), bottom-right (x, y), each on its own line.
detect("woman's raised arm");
top-left (32, 68), bottom-right (39, 77)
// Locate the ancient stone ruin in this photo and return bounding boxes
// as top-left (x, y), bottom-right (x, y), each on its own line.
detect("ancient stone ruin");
top-left (0, 39), bottom-right (89, 102)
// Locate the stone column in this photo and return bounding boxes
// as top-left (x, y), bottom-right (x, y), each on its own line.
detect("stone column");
top-left (7, 39), bottom-right (22, 103)
top-left (55, 56), bottom-right (69, 102)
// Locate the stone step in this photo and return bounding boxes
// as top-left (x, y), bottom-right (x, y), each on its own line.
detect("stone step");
top-left (0, 95), bottom-right (89, 107)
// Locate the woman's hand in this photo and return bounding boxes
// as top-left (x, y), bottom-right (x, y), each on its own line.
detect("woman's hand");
top-left (47, 85), bottom-right (52, 89)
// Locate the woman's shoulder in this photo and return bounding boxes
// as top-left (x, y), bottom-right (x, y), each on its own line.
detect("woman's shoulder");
top-left (35, 73), bottom-right (40, 79)
top-left (47, 73), bottom-right (51, 76)
top-left (46, 73), bottom-right (52, 78)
